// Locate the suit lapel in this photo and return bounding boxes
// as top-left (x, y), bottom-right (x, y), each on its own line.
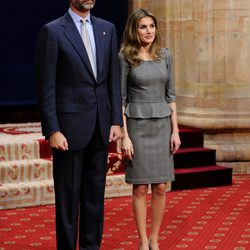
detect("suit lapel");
top-left (62, 13), bottom-right (95, 80)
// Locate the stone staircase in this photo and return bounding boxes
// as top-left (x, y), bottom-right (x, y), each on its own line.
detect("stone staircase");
top-left (172, 126), bottom-right (233, 190)
top-left (0, 123), bottom-right (232, 209)
top-left (0, 132), bottom-right (54, 209)
top-left (0, 123), bottom-right (135, 209)
top-left (0, 136), bottom-right (133, 209)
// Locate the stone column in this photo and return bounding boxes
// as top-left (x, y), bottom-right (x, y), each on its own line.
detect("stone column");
top-left (129, 0), bottom-right (250, 172)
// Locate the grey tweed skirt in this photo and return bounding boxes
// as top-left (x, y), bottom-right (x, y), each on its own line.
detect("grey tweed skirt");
top-left (125, 116), bottom-right (175, 184)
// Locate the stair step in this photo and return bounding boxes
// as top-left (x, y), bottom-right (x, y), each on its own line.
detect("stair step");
top-left (108, 141), bottom-right (118, 154)
top-left (174, 147), bottom-right (216, 168)
top-left (0, 180), bottom-right (55, 209)
top-left (105, 174), bottom-right (132, 198)
top-left (37, 139), bottom-right (52, 159)
top-left (175, 165), bottom-right (231, 174)
top-left (0, 174), bottom-right (155, 209)
top-left (172, 165), bottom-right (233, 190)
top-left (107, 152), bottom-right (125, 175)
top-left (178, 125), bottom-right (204, 148)
top-left (0, 140), bottom-right (40, 162)
top-left (0, 158), bottom-right (52, 184)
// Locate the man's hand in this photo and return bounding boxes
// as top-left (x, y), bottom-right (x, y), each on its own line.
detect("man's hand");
top-left (49, 131), bottom-right (69, 151)
top-left (109, 125), bottom-right (122, 142)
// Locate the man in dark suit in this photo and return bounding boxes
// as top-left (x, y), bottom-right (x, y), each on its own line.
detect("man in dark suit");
top-left (35, 0), bottom-right (122, 249)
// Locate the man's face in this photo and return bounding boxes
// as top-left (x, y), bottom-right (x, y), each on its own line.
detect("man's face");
top-left (71, 0), bottom-right (96, 11)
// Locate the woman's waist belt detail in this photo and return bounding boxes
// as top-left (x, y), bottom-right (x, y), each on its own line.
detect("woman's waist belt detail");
top-left (125, 101), bottom-right (173, 118)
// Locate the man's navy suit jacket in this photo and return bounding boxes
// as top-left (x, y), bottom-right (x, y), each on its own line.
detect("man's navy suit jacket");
top-left (35, 12), bottom-right (122, 150)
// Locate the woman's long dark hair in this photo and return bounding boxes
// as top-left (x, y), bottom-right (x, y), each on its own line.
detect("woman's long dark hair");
top-left (120, 8), bottom-right (162, 67)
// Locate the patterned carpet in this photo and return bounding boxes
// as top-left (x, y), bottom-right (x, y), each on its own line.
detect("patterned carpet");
top-left (0, 175), bottom-right (249, 250)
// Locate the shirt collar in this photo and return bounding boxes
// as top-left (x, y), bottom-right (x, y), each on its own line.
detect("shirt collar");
top-left (68, 8), bottom-right (92, 24)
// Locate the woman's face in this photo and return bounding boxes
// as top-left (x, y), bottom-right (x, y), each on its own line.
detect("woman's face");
top-left (137, 16), bottom-right (156, 46)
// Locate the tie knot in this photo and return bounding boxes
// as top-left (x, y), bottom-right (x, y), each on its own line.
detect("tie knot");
top-left (81, 18), bottom-right (87, 26)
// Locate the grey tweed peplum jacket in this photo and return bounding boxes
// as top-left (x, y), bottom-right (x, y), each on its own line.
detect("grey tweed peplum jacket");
top-left (119, 48), bottom-right (176, 119)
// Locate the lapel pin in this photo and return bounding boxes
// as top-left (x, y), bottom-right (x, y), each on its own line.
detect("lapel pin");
top-left (103, 32), bottom-right (106, 35)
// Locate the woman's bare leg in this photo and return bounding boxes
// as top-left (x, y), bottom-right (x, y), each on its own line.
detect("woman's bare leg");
top-left (132, 184), bottom-right (149, 250)
top-left (149, 183), bottom-right (167, 250)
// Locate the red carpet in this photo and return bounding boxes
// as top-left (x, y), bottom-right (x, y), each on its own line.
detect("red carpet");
top-left (0, 175), bottom-right (249, 250)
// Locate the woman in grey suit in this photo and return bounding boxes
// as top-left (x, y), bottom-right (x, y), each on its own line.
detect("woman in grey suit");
top-left (119, 9), bottom-right (181, 250)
